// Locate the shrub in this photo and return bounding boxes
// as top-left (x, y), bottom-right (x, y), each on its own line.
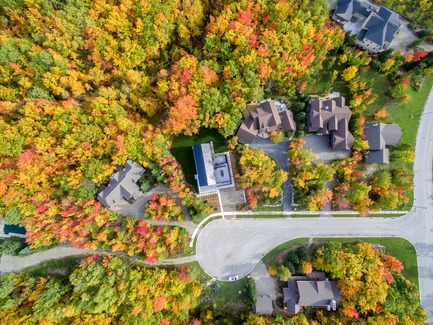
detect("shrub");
top-left (1, 237), bottom-right (26, 255)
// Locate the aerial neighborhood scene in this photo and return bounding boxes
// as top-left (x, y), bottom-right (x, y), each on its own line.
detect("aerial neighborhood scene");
top-left (1, 0), bottom-right (433, 323)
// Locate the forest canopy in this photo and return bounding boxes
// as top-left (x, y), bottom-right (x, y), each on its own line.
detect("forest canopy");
top-left (0, 0), bottom-right (344, 253)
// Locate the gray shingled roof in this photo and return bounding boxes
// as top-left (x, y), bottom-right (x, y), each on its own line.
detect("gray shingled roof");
top-left (283, 272), bottom-right (341, 314)
top-left (334, 0), bottom-right (353, 21)
top-left (297, 280), bottom-right (340, 307)
top-left (333, 0), bottom-right (400, 51)
top-left (308, 96), bottom-right (354, 150)
top-left (365, 123), bottom-right (384, 150)
top-left (366, 148), bottom-right (390, 164)
top-left (364, 123), bottom-right (401, 164)
top-left (236, 100), bottom-right (296, 144)
top-left (97, 160), bottom-right (145, 209)
top-left (381, 123), bottom-right (402, 145)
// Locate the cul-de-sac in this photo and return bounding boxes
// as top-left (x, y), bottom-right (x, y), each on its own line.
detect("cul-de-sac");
top-left (1, 0), bottom-right (433, 323)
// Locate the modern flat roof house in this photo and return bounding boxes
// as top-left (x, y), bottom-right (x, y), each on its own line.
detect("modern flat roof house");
top-left (333, 0), bottom-right (401, 53)
top-left (283, 272), bottom-right (342, 315)
top-left (236, 100), bottom-right (296, 144)
top-left (192, 142), bottom-right (234, 195)
top-left (307, 94), bottom-right (354, 150)
top-left (97, 159), bottom-right (145, 209)
top-left (364, 122), bottom-right (402, 163)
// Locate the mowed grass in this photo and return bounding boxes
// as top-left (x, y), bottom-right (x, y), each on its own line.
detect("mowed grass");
top-left (254, 205), bottom-right (283, 212)
top-left (305, 58), bottom-right (350, 98)
top-left (388, 74), bottom-right (433, 148)
top-left (361, 68), bottom-right (393, 120)
top-left (261, 237), bottom-right (418, 288)
top-left (171, 128), bottom-right (227, 189)
top-left (213, 277), bottom-right (250, 308)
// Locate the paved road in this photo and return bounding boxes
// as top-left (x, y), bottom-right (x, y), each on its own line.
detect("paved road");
top-left (197, 87), bottom-right (433, 321)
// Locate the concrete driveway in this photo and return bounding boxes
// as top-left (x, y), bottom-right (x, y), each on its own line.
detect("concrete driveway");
top-left (250, 137), bottom-right (292, 210)
top-left (302, 134), bottom-right (350, 163)
top-left (251, 262), bottom-right (277, 300)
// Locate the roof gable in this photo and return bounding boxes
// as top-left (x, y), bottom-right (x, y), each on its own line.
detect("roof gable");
top-left (97, 160), bottom-right (145, 209)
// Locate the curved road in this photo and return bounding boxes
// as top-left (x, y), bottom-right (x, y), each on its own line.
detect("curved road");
top-left (197, 88), bottom-right (433, 321)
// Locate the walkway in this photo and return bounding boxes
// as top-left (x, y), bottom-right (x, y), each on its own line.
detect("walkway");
top-left (0, 246), bottom-right (197, 273)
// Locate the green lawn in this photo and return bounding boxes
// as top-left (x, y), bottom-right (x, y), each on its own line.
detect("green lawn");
top-left (361, 68), bottom-right (393, 120)
top-left (170, 128), bottom-right (227, 189)
top-left (291, 214), bottom-right (321, 218)
top-left (388, 74), bottom-right (433, 148)
top-left (254, 205), bottom-right (283, 212)
top-left (213, 277), bottom-right (250, 308)
top-left (261, 237), bottom-right (418, 287)
top-left (305, 58), bottom-right (350, 99)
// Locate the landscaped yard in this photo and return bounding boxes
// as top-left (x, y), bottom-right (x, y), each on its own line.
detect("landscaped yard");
top-left (261, 237), bottom-right (418, 288)
top-left (213, 277), bottom-right (251, 309)
top-left (361, 68), bottom-right (393, 120)
top-left (171, 128), bottom-right (227, 189)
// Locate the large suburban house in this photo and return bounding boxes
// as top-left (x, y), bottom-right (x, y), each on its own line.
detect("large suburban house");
top-left (236, 100), bottom-right (296, 144)
top-left (192, 142), bottom-right (234, 195)
top-left (97, 159), bottom-right (145, 209)
top-left (364, 122), bottom-right (402, 164)
top-left (307, 94), bottom-right (354, 151)
top-left (283, 272), bottom-right (342, 315)
top-left (332, 0), bottom-right (401, 53)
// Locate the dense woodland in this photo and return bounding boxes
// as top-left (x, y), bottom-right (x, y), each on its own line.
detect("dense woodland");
top-left (0, 256), bottom-right (202, 323)
top-left (0, 0), bottom-right (344, 254)
top-left (0, 0), bottom-right (430, 323)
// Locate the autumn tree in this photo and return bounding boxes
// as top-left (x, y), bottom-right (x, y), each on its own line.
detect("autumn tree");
top-left (237, 148), bottom-right (288, 205)
top-left (0, 257), bottom-right (202, 323)
top-left (289, 139), bottom-right (334, 211)
top-left (312, 242), bottom-right (426, 324)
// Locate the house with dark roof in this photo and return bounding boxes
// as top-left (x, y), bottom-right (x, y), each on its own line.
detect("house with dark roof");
top-left (97, 159), bottom-right (145, 209)
top-left (236, 100), bottom-right (296, 144)
top-left (192, 142), bottom-right (234, 195)
top-left (364, 122), bottom-right (402, 163)
top-left (283, 272), bottom-right (342, 315)
top-left (333, 0), bottom-right (401, 53)
top-left (307, 94), bottom-right (354, 150)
